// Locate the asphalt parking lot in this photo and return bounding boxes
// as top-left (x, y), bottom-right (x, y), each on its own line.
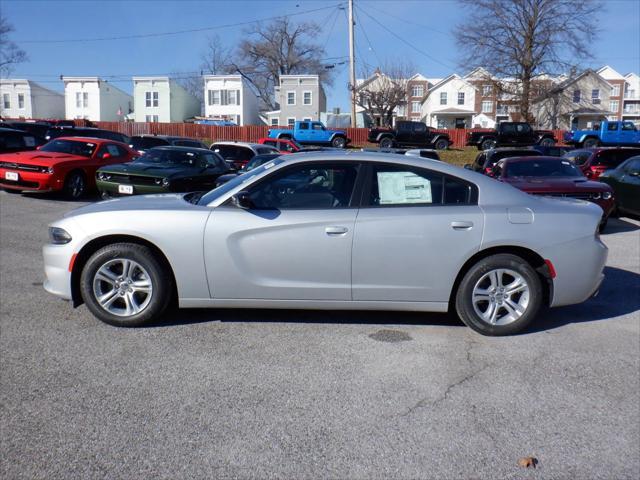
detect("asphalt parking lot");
top-left (1, 190), bottom-right (639, 480)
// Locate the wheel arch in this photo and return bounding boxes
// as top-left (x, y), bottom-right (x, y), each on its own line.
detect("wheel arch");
top-left (448, 245), bottom-right (553, 312)
top-left (70, 234), bottom-right (178, 308)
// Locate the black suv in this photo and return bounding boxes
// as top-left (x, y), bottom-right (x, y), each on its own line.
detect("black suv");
top-left (466, 148), bottom-right (543, 174)
top-left (368, 121), bottom-right (452, 150)
top-left (44, 126), bottom-right (129, 144)
top-left (466, 122), bottom-right (556, 151)
top-left (129, 135), bottom-right (209, 153)
top-left (0, 128), bottom-right (47, 154)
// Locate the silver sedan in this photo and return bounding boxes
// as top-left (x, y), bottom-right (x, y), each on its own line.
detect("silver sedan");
top-left (43, 152), bottom-right (607, 336)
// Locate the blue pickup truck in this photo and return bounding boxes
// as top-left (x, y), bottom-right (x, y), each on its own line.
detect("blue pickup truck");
top-left (268, 121), bottom-right (350, 148)
top-left (564, 120), bottom-right (640, 148)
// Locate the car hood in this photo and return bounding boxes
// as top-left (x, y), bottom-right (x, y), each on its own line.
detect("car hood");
top-left (98, 161), bottom-right (199, 177)
top-left (503, 177), bottom-right (612, 192)
top-left (64, 193), bottom-right (205, 218)
top-left (0, 151), bottom-right (87, 165)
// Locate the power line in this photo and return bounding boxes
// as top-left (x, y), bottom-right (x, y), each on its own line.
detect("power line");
top-left (17, 2), bottom-right (346, 44)
top-left (353, 8), bottom-right (383, 67)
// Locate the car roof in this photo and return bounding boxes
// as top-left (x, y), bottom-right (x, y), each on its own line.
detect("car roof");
top-left (0, 127), bottom-right (28, 133)
top-left (132, 135), bottom-right (202, 142)
top-left (501, 155), bottom-right (566, 163)
top-left (149, 145), bottom-right (213, 153)
top-left (51, 136), bottom-right (122, 145)
top-left (212, 141), bottom-right (264, 148)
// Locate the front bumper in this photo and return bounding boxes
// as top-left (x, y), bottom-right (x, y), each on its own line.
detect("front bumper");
top-left (43, 243), bottom-right (74, 300)
top-left (0, 168), bottom-right (61, 192)
top-left (96, 180), bottom-right (169, 196)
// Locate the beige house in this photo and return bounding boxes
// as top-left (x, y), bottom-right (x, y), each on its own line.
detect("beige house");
top-left (532, 69), bottom-right (613, 130)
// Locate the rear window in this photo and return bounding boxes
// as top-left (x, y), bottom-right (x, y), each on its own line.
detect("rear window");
top-left (130, 137), bottom-right (170, 150)
top-left (173, 140), bottom-right (204, 148)
top-left (593, 149), bottom-right (640, 167)
top-left (485, 150), bottom-right (541, 168)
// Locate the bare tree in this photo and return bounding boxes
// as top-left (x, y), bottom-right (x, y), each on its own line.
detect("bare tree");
top-left (234, 17), bottom-right (332, 110)
top-left (356, 62), bottom-right (416, 127)
top-left (455, 0), bottom-right (601, 122)
top-left (0, 15), bottom-right (27, 76)
top-left (200, 34), bottom-right (235, 75)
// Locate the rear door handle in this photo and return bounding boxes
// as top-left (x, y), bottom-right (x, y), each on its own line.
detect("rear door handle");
top-left (451, 221), bottom-right (473, 230)
top-left (325, 226), bottom-right (349, 235)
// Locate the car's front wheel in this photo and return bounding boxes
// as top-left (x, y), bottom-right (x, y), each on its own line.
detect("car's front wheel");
top-left (63, 171), bottom-right (87, 199)
top-left (80, 243), bottom-right (173, 327)
top-left (434, 138), bottom-right (449, 150)
top-left (455, 254), bottom-right (543, 336)
top-left (331, 136), bottom-right (347, 148)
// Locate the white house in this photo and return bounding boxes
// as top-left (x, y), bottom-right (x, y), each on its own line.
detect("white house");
top-left (622, 72), bottom-right (640, 126)
top-left (203, 75), bottom-right (260, 126)
top-left (132, 77), bottom-right (200, 123)
top-left (421, 74), bottom-right (478, 129)
top-left (266, 74), bottom-right (327, 127)
top-left (0, 79), bottom-right (65, 119)
top-left (63, 77), bottom-right (132, 121)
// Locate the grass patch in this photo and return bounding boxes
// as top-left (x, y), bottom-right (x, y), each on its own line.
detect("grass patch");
top-left (439, 147), bottom-right (479, 166)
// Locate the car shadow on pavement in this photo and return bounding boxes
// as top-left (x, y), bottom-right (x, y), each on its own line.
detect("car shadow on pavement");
top-left (19, 191), bottom-right (100, 203)
top-left (529, 266), bottom-right (640, 333)
top-left (602, 217), bottom-right (639, 234)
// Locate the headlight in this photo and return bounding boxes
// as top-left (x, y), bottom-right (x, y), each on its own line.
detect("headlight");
top-left (161, 178), bottom-right (170, 187)
top-left (592, 192), bottom-right (601, 200)
top-left (602, 191), bottom-right (612, 200)
top-left (39, 166), bottom-right (54, 174)
top-left (48, 227), bottom-right (72, 245)
top-left (97, 172), bottom-right (105, 180)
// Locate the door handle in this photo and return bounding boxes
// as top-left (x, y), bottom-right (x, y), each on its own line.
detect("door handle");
top-left (451, 221), bottom-right (473, 230)
top-left (325, 226), bottom-right (349, 235)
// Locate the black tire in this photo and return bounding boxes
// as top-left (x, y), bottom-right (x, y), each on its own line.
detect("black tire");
top-left (455, 254), bottom-right (543, 336)
top-left (583, 138), bottom-right (599, 149)
top-left (379, 137), bottom-right (394, 148)
top-left (331, 136), bottom-right (347, 148)
top-left (599, 216), bottom-right (608, 233)
top-left (539, 137), bottom-right (556, 147)
top-left (480, 138), bottom-right (497, 151)
top-left (3, 188), bottom-right (22, 194)
top-left (63, 171), bottom-right (87, 199)
top-left (434, 138), bottom-right (449, 150)
top-left (80, 242), bottom-right (174, 327)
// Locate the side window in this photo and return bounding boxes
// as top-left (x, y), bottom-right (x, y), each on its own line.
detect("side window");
top-left (607, 122), bottom-right (619, 131)
top-left (622, 122), bottom-right (636, 131)
top-left (413, 123), bottom-right (427, 134)
top-left (236, 147), bottom-right (254, 162)
top-left (106, 144), bottom-right (121, 156)
top-left (367, 165), bottom-right (443, 206)
top-left (263, 140), bottom-right (277, 147)
top-left (444, 177), bottom-right (473, 204)
top-left (312, 123), bottom-right (324, 131)
top-left (23, 135), bottom-right (37, 147)
top-left (248, 163), bottom-right (359, 209)
top-left (501, 124), bottom-right (516, 134)
top-left (3, 133), bottom-right (23, 149)
top-left (474, 153), bottom-right (486, 168)
top-left (625, 158), bottom-right (640, 174)
top-left (299, 122), bottom-right (309, 130)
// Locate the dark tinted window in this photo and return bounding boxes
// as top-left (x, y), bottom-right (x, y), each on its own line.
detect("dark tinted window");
top-left (622, 122), bottom-right (636, 131)
top-left (413, 123), bottom-right (427, 133)
top-left (244, 154), bottom-right (281, 172)
top-left (444, 176), bottom-right (473, 204)
top-left (136, 149), bottom-right (207, 166)
top-left (213, 145), bottom-right (255, 162)
top-left (607, 122), bottom-right (619, 131)
top-left (249, 163), bottom-right (358, 209)
top-left (130, 137), bottom-right (169, 150)
top-left (173, 140), bottom-right (204, 148)
top-left (622, 157), bottom-right (640, 173)
top-left (0, 132), bottom-right (27, 149)
top-left (594, 149), bottom-right (640, 167)
top-left (563, 150), bottom-right (592, 166)
top-left (485, 150), bottom-right (541, 168)
top-left (505, 159), bottom-right (583, 177)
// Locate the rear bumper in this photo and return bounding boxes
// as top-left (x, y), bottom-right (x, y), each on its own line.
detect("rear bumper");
top-left (0, 168), bottom-right (61, 192)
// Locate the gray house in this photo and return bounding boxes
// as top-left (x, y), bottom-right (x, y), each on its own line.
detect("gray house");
top-left (265, 75), bottom-right (327, 127)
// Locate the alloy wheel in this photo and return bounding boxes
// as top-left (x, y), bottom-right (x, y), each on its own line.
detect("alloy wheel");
top-left (92, 258), bottom-right (153, 317)
top-left (471, 268), bottom-right (530, 325)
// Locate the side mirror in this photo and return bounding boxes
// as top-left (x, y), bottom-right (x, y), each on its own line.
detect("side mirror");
top-left (231, 191), bottom-right (253, 209)
top-left (36, 145), bottom-right (42, 150)
top-left (101, 153), bottom-right (112, 160)
top-left (463, 164), bottom-right (472, 170)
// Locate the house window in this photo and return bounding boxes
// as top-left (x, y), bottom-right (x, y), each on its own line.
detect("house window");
top-left (75, 92), bottom-right (89, 108)
top-left (611, 85), bottom-right (620, 97)
top-left (482, 85), bottom-right (492, 96)
top-left (411, 85), bottom-right (424, 97)
top-left (287, 92), bottom-right (296, 105)
top-left (145, 115), bottom-right (159, 123)
top-left (411, 101), bottom-right (421, 113)
top-left (228, 89), bottom-right (239, 105)
top-left (481, 100), bottom-right (492, 113)
top-left (591, 89), bottom-right (600, 104)
top-left (208, 90), bottom-right (220, 105)
top-left (610, 100), bottom-right (619, 113)
top-left (440, 92), bottom-right (447, 105)
top-left (457, 92), bottom-right (465, 105)
top-left (303, 117), bottom-right (312, 122)
top-left (303, 91), bottom-right (312, 105)
top-left (437, 118), bottom-right (446, 129)
top-left (145, 91), bottom-right (159, 107)
top-left (18, 94), bottom-right (24, 109)
top-left (287, 117), bottom-right (295, 127)
top-left (2, 93), bottom-right (9, 109)
top-left (270, 117), bottom-right (279, 126)
top-left (573, 90), bottom-right (581, 103)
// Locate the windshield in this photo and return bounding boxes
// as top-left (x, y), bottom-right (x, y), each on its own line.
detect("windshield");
top-left (198, 158), bottom-right (285, 205)
top-left (130, 137), bottom-right (168, 151)
top-left (40, 139), bottom-right (97, 157)
top-left (506, 159), bottom-right (583, 178)
top-left (563, 150), bottom-right (591, 166)
top-left (136, 149), bottom-right (212, 166)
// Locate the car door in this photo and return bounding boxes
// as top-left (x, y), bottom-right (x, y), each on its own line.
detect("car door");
top-left (412, 122), bottom-right (428, 146)
top-left (604, 122), bottom-right (620, 145)
top-left (203, 161), bottom-right (361, 300)
top-left (618, 158), bottom-right (640, 214)
top-left (395, 122), bottom-right (411, 144)
top-left (619, 122), bottom-right (638, 145)
top-left (296, 122), bottom-right (311, 142)
top-left (352, 163), bottom-right (483, 303)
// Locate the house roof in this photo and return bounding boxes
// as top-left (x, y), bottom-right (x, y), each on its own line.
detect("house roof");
top-left (430, 107), bottom-right (478, 115)
top-left (566, 107), bottom-right (614, 116)
top-left (428, 74), bottom-right (478, 92)
top-left (597, 65), bottom-right (624, 80)
top-left (550, 68), bottom-right (612, 93)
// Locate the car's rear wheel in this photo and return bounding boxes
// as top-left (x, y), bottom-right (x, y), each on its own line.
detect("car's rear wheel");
top-left (583, 138), bottom-right (599, 148)
top-left (481, 139), bottom-right (497, 151)
top-left (379, 137), bottom-right (394, 148)
top-left (63, 171), bottom-right (87, 199)
top-left (331, 136), bottom-right (347, 148)
top-left (539, 137), bottom-right (556, 147)
top-left (455, 254), bottom-right (543, 336)
top-left (80, 243), bottom-right (173, 327)
top-left (434, 138), bottom-right (449, 150)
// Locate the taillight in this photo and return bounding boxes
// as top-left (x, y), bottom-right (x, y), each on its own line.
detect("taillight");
top-left (484, 167), bottom-right (493, 175)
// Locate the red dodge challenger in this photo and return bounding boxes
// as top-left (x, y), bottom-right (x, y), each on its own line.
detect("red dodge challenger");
top-left (0, 137), bottom-right (137, 199)
top-left (491, 156), bottom-right (615, 232)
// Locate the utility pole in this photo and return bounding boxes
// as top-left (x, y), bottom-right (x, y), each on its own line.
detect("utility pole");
top-left (348, 0), bottom-right (357, 127)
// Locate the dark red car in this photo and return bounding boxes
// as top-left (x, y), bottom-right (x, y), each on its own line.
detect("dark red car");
top-left (563, 147), bottom-right (640, 180)
top-left (257, 137), bottom-right (301, 154)
top-left (0, 136), bottom-right (138, 199)
top-left (492, 156), bottom-right (615, 231)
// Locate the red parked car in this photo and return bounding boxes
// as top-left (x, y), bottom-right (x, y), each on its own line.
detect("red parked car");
top-left (563, 147), bottom-right (640, 180)
top-left (492, 156), bottom-right (615, 231)
top-left (0, 137), bottom-right (138, 199)
top-left (257, 137), bottom-right (303, 154)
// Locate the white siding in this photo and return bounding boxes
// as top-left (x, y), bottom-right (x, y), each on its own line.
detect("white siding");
top-left (1, 79), bottom-right (64, 119)
top-left (203, 75), bottom-right (260, 125)
top-left (64, 77), bottom-right (132, 121)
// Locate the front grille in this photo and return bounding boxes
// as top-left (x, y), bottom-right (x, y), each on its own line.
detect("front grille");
top-left (100, 173), bottom-right (159, 186)
top-left (0, 162), bottom-right (46, 172)
top-left (532, 192), bottom-right (594, 200)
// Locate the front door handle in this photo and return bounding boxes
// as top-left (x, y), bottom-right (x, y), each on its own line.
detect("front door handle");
top-left (451, 221), bottom-right (473, 230)
top-left (325, 226), bottom-right (349, 235)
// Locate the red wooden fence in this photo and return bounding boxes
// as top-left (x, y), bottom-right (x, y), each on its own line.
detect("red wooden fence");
top-left (88, 121), bottom-right (567, 149)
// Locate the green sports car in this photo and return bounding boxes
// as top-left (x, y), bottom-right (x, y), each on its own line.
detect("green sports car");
top-left (598, 155), bottom-right (640, 218)
top-left (96, 146), bottom-right (231, 198)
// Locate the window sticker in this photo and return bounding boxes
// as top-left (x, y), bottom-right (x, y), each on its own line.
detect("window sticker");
top-left (377, 171), bottom-right (432, 204)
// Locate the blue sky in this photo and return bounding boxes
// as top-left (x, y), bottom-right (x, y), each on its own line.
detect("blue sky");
top-left (3, 0), bottom-right (639, 111)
